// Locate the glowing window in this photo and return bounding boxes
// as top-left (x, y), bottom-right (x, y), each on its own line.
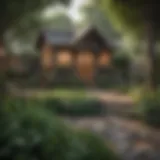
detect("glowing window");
top-left (57, 51), bottom-right (72, 66)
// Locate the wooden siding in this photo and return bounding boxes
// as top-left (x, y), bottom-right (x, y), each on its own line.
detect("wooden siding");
top-left (98, 51), bottom-right (111, 66)
top-left (56, 50), bottom-right (72, 66)
top-left (41, 44), bottom-right (53, 69)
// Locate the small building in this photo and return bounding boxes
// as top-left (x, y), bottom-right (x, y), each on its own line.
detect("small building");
top-left (36, 25), bottom-right (114, 87)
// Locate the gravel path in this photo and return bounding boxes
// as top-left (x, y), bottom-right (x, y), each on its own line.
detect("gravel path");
top-left (8, 86), bottom-right (160, 159)
top-left (64, 116), bottom-right (160, 160)
top-left (87, 90), bottom-right (134, 115)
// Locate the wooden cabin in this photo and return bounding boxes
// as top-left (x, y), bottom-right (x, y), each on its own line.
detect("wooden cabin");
top-left (36, 25), bottom-right (113, 87)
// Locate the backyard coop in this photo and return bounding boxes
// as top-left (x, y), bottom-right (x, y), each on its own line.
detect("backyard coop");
top-left (36, 25), bottom-right (113, 88)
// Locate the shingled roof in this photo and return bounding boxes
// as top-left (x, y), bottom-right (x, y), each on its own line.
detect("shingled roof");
top-left (74, 24), bottom-right (114, 48)
top-left (37, 23), bottom-right (119, 49)
top-left (39, 29), bottom-right (75, 45)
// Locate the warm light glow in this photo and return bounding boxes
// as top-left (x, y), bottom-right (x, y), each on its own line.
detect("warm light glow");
top-left (77, 52), bottom-right (94, 65)
top-left (41, 45), bottom-right (53, 69)
top-left (57, 51), bottom-right (72, 66)
top-left (98, 52), bottom-right (111, 66)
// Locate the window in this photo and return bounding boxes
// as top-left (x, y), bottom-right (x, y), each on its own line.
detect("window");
top-left (98, 51), bottom-right (111, 66)
top-left (57, 51), bottom-right (72, 66)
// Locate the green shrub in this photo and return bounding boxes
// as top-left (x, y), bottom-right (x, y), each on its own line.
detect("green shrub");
top-left (4, 97), bottom-right (45, 112)
top-left (44, 98), bottom-right (104, 116)
top-left (67, 99), bottom-right (104, 116)
top-left (45, 98), bottom-right (68, 114)
top-left (113, 53), bottom-right (130, 70)
top-left (5, 97), bottom-right (105, 117)
top-left (76, 130), bottom-right (120, 160)
top-left (0, 107), bottom-right (70, 159)
top-left (139, 90), bottom-right (160, 127)
top-left (0, 100), bottom-right (120, 160)
top-left (113, 52), bottom-right (131, 85)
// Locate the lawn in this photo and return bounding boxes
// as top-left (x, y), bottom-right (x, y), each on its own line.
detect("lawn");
top-left (127, 86), bottom-right (145, 102)
top-left (23, 88), bottom-right (88, 100)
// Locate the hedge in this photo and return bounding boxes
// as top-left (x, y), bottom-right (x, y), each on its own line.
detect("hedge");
top-left (5, 97), bottom-right (106, 117)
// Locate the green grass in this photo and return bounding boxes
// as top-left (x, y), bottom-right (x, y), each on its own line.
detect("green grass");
top-left (25, 89), bottom-right (87, 100)
top-left (52, 89), bottom-right (87, 99)
top-left (127, 86), bottom-right (145, 102)
top-left (112, 85), bottom-right (145, 102)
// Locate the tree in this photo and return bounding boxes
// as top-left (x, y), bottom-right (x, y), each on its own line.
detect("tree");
top-left (78, 1), bottom-right (119, 43)
top-left (0, 0), bottom-right (69, 39)
top-left (0, 0), bottom-right (69, 103)
top-left (6, 10), bottom-right (73, 54)
top-left (99, 0), bottom-right (160, 89)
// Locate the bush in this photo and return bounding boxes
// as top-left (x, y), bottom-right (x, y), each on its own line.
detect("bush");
top-left (0, 107), bottom-right (70, 159)
top-left (113, 53), bottom-right (131, 70)
top-left (43, 98), bottom-right (105, 116)
top-left (45, 98), bottom-right (68, 114)
top-left (4, 97), bottom-right (45, 112)
top-left (66, 99), bottom-right (104, 116)
top-left (0, 100), bottom-right (120, 160)
top-left (76, 130), bottom-right (120, 160)
top-left (5, 97), bottom-right (105, 117)
top-left (113, 52), bottom-right (131, 85)
top-left (139, 90), bottom-right (160, 127)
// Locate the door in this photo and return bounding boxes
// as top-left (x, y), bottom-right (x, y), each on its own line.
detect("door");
top-left (76, 52), bottom-right (95, 84)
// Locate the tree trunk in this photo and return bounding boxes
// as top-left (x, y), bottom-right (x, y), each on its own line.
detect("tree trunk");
top-left (146, 21), bottom-right (157, 90)
top-left (0, 38), bottom-right (8, 105)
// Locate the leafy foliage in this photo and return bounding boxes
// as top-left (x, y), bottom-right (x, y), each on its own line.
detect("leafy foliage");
top-left (76, 130), bottom-right (120, 160)
top-left (113, 52), bottom-right (131, 69)
top-left (139, 90), bottom-right (160, 127)
top-left (79, 2), bottom-right (119, 42)
top-left (98, 0), bottom-right (160, 89)
top-left (10, 10), bottom-right (74, 44)
top-left (0, 99), bottom-right (120, 160)
top-left (99, 0), bottom-right (160, 37)
top-left (0, 0), bottom-right (69, 36)
top-left (5, 97), bottom-right (105, 116)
